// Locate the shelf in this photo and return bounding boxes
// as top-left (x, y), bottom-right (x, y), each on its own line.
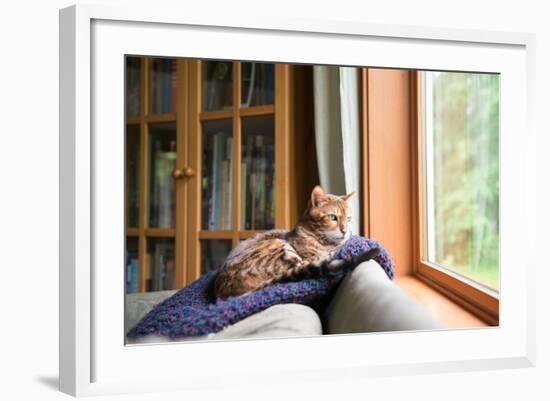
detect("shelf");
top-left (199, 105), bottom-right (275, 122)
top-left (239, 104), bottom-right (274, 117)
top-left (238, 230), bottom-right (263, 239)
top-left (126, 228), bottom-right (139, 236)
top-left (396, 274), bottom-right (488, 328)
top-left (145, 113), bottom-right (177, 123)
top-left (126, 113), bottom-right (177, 124)
top-left (198, 230), bottom-right (265, 240)
top-left (200, 109), bottom-right (233, 121)
top-left (126, 228), bottom-right (176, 237)
top-left (145, 228), bottom-right (175, 237)
top-left (199, 231), bottom-right (233, 240)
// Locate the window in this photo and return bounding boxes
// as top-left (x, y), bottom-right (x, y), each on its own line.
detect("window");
top-left (416, 71), bottom-right (500, 324)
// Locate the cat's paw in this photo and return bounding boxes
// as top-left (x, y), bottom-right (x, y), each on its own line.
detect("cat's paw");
top-left (351, 247), bottom-right (380, 266)
top-left (325, 259), bottom-right (347, 276)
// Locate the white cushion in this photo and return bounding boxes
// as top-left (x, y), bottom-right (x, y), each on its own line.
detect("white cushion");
top-left (326, 260), bottom-right (443, 333)
top-left (126, 303), bottom-right (322, 344)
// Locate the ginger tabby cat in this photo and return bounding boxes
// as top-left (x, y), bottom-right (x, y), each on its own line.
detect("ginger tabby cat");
top-left (213, 186), bottom-right (378, 298)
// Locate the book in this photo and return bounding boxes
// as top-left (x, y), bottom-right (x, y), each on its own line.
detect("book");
top-left (208, 133), bottom-right (220, 229)
top-left (150, 59), bottom-right (176, 114)
top-left (264, 63), bottom-right (275, 104)
top-left (154, 241), bottom-right (175, 290)
top-left (151, 60), bottom-right (158, 113)
top-left (165, 256), bottom-right (174, 290)
top-left (153, 242), bottom-right (172, 291)
top-left (245, 136), bottom-right (253, 229)
top-left (204, 62), bottom-right (232, 111)
top-left (220, 159), bottom-right (228, 229)
top-left (202, 132), bottom-right (212, 229)
top-left (240, 162), bottom-right (247, 229)
top-left (154, 243), bottom-right (162, 291)
top-left (126, 58), bottom-right (141, 116)
top-left (126, 258), bottom-right (139, 293)
top-left (242, 63), bottom-right (256, 107)
top-left (225, 136), bottom-right (233, 230)
top-left (163, 59), bottom-right (170, 113)
top-left (151, 139), bottom-right (176, 228)
top-left (146, 253), bottom-right (153, 292)
top-left (125, 241), bottom-right (139, 293)
top-left (171, 60), bottom-right (177, 112)
top-left (146, 251), bottom-right (157, 291)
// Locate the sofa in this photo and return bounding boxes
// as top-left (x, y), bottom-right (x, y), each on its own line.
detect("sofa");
top-left (125, 260), bottom-right (443, 344)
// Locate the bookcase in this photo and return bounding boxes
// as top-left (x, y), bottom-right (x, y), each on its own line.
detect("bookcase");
top-left (125, 57), bottom-right (315, 293)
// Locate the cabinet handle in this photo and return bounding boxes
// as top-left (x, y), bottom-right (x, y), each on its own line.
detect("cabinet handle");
top-left (172, 167), bottom-right (195, 179)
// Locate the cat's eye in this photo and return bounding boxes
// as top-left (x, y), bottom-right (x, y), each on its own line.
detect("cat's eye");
top-left (327, 214), bottom-right (337, 221)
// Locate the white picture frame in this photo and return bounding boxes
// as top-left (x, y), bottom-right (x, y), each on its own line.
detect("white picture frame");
top-left (59, 4), bottom-right (536, 397)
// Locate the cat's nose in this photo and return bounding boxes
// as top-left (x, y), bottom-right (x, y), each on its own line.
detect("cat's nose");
top-left (340, 226), bottom-right (347, 234)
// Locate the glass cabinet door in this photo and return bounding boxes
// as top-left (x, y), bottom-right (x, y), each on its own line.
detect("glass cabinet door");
top-left (201, 240), bottom-right (233, 275)
top-left (126, 124), bottom-right (140, 228)
top-left (125, 237), bottom-right (139, 294)
top-left (241, 62), bottom-right (275, 107)
top-left (125, 56), bottom-right (182, 293)
top-left (198, 61), bottom-right (277, 278)
top-left (124, 58), bottom-right (284, 290)
top-left (241, 115), bottom-right (275, 230)
top-left (126, 57), bottom-right (141, 117)
top-left (201, 119), bottom-right (233, 230)
top-left (146, 238), bottom-right (176, 291)
top-left (150, 58), bottom-right (176, 114)
top-left (148, 122), bottom-right (177, 229)
top-left (202, 61), bottom-right (233, 111)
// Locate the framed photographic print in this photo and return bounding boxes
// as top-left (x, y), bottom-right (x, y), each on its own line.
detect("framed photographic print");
top-left (59, 4), bottom-right (536, 397)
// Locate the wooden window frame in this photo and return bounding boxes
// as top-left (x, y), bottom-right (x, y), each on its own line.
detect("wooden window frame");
top-left (360, 68), bottom-right (499, 325)
top-left (410, 71), bottom-right (499, 326)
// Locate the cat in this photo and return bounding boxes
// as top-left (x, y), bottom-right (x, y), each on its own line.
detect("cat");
top-left (213, 185), bottom-right (379, 299)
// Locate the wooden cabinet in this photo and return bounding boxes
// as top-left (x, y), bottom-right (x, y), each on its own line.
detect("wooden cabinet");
top-left (125, 57), bottom-right (306, 293)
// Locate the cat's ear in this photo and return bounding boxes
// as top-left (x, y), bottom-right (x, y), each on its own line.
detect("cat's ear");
top-left (310, 185), bottom-right (326, 207)
top-left (341, 192), bottom-right (355, 202)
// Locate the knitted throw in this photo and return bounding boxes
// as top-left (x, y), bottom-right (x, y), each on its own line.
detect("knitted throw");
top-left (127, 236), bottom-right (394, 339)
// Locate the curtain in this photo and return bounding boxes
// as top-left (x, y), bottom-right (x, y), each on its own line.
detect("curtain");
top-left (313, 66), bottom-right (361, 235)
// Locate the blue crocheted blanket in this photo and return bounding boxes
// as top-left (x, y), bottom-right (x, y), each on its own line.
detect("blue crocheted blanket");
top-left (127, 236), bottom-right (394, 339)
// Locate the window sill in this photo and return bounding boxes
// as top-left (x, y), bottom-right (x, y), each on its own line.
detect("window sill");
top-left (395, 274), bottom-right (488, 328)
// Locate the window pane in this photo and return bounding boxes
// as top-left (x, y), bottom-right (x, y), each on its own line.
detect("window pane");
top-left (241, 62), bottom-right (275, 107)
top-left (148, 123), bottom-right (177, 228)
top-left (425, 71), bottom-right (500, 290)
top-left (201, 240), bottom-right (233, 275)
top-left (241, 115), bottom-right (275, 230)
top-left (125, 237), bottom-right (139, 294)
top-left (125, 56), bottom-right (141, 117)
top-left (201, 119), bottom-right (233, 230)
top-left (126, 124), bottom-right (140, 228)
top-left (146, 238), bottom-right (175, 291)
top-left (150, 58), bottom-right (176, 114)
top-left (202, 61), bottom-right (233, 111)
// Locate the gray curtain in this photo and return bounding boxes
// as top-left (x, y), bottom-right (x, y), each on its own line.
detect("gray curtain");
top-left (313, 66), bottom-right (361, 235)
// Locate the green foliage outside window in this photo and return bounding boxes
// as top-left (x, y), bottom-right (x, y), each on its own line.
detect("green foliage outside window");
top-left (429, 72), bottom-right (500, 290)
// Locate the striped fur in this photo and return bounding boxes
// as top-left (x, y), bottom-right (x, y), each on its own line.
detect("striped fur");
top-left (213, 186), bottom-right (378, 299)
